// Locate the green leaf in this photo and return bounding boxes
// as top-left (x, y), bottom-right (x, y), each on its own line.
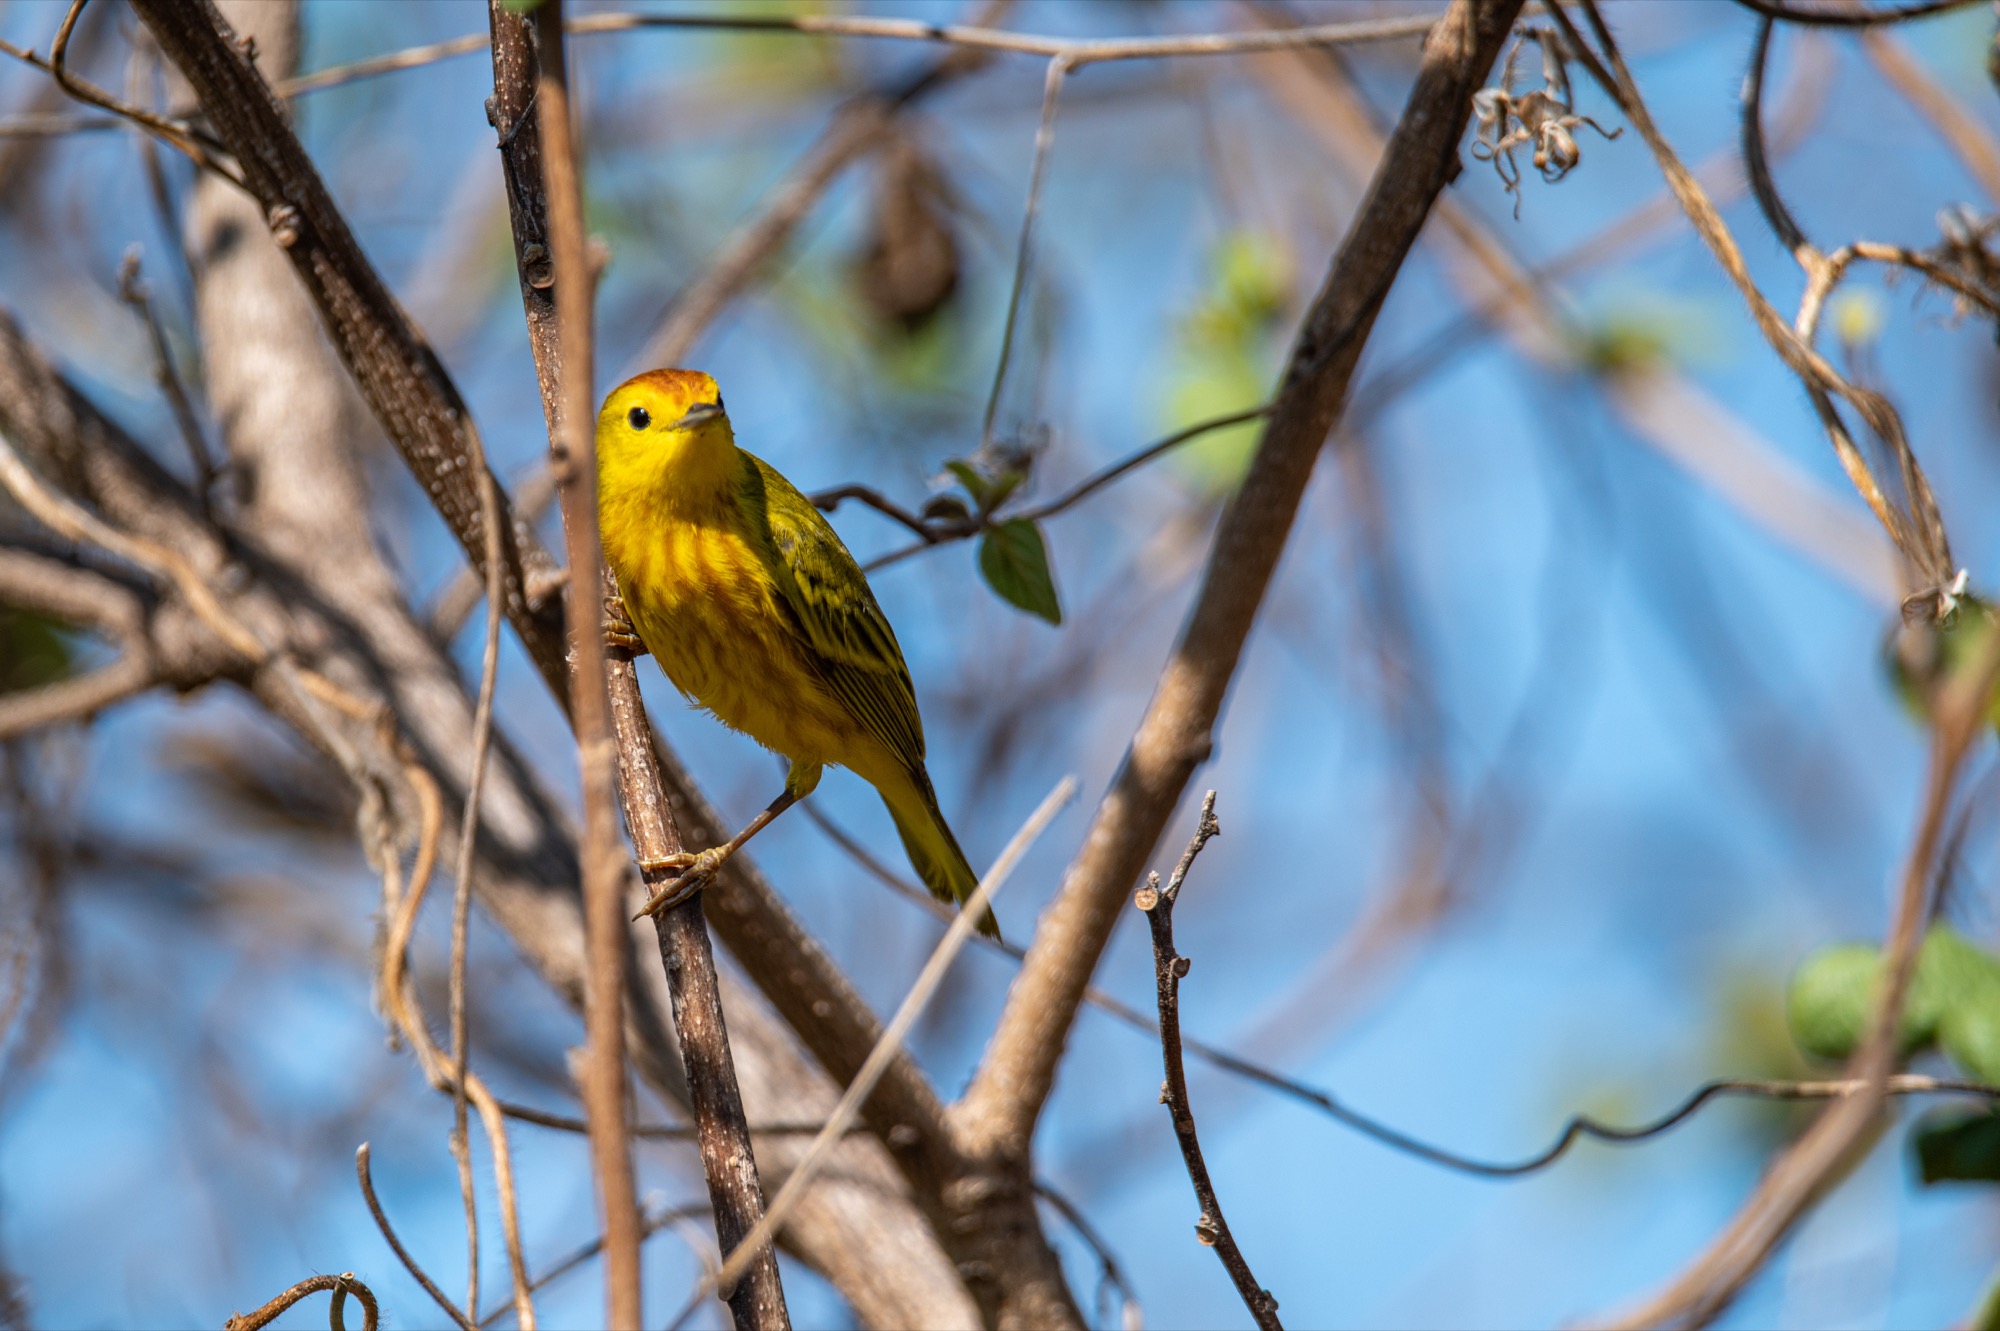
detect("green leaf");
top-left (1788, 943), bottom-right (1884, 1061)
top-left (982, 466), bottom-right (1028, 513)
top-left (1943, 997), bottom-right (2000, 1087)
top-left (920, 494), bottom-right (972, 524)
top-left (1787, 935), bottom-right (1958, 1063)
top-left (1914, 1107), bottom-right (2000, 1184)
top-left (1163, 351), bottom-right (1267, 498)
top-left (499, 0), bottom-right (543, 12)
top-left (978, 519), bottom-right (1061, 625)
top-left (943, 460), bottom-right (993, 510)
top-left (1932, 930), bottom-right (2000, 1085)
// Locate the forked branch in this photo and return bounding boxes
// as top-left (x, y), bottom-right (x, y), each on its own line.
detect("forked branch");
top-left (1135, 793), bottom-right (1281, 1331)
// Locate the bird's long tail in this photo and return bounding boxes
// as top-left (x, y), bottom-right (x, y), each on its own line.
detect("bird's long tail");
top-left (881, 766), bottom-right (999, 940)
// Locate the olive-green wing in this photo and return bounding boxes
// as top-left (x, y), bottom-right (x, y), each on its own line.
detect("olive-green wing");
top-left (740, 452), bottom-right (927, 766)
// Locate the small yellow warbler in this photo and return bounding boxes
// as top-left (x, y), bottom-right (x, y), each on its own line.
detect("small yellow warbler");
top-left (596, 369), bottom-right (993, 936)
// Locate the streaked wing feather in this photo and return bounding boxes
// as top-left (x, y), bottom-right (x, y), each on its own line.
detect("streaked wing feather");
top-left (742, 453), bottom-right (926, 765)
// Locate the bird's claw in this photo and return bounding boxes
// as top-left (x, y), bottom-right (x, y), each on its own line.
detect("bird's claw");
top-left (604, 594), bottom-right (646, 657)
top-left (633, 848), bottom-right (724, 919)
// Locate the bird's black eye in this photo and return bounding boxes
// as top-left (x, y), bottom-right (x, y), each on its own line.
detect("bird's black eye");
top-left (627, 406), bottom-right (651, 431)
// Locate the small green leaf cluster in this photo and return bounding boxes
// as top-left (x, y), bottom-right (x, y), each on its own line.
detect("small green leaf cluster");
top-left (1787, 927), bottom-right (2000, 1082)
top-left (1162, 230), bottom-right (1292, 497)
top-left (1790, 928), bottom-right (2000, 1185)
top-left (932, 456), bottom-right (1061, 625)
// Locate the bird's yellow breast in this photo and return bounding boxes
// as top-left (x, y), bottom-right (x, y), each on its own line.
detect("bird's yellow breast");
top-left (602, 498), bottom-right (861, 770)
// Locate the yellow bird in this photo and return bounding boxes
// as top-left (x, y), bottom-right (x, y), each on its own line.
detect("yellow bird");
top-left (595, 369), bottom-right (995, 936)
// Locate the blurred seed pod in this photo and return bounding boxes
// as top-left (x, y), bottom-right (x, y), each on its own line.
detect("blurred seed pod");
top-left (854, 129), bottom-right (961, 333)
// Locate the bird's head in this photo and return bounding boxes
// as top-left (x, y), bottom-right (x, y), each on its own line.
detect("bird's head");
top-left (596, 369), bottom-right (736, 503)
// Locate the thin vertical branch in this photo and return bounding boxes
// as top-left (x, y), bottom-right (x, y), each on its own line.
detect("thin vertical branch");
top-left (114, 249), bottom-right (219, 515)
top-left (357, 1143), bottom-right (479, 1331)
top-left (449, 426), bottom-right (512, 1327)
top-left (530, 5), bottom-right (641, 1326)
top-left (1134, 794), bottom-right (1280, 1330)
top-left (1858, 29), bottom-right (2000, 205)
top-left (980, 53), bottom-right (1072, 447)
top-left (490, 8), bottom-right (787, 1328)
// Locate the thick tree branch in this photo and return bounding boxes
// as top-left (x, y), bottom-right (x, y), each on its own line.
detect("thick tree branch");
top-left (954, 0), bottom-right (1526, 1164)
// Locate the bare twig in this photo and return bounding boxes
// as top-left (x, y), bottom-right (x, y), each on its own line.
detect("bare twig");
top-left (686, 776), bottom-right (1077, 1317)
top-left (1732, 0), bottom-right (1980, 25)
top-left (527, 6), bottom-right (642, 1325)
top-left (495, 1097), bottom-right (837, 1140)
top-left (476, 1203), bottom-right (714, 1329)
top-left (954, 0), bottom-right (1527, 1166)
top-left (1134, 794), bottom-right (1279, 1329)
top-left (808, 485), bottom-right (939, 540)
top-left (981, 54), bottom-right (1073, 447)
top-left (115, 250), bottom-right (220, 515)
top-left (1033, 1182), bottom-right (1142, 1331)
top-left (1859, 29), bottom-right (2000, 205)
top-left (448, 424), bottom-right (510, 1326)
top-left (225, 1272), bottom-right (380, 1331)
top-left (842, 406), bottom-right (1275, 574)
top-left (276, 9), bottom-right (1437, 104)
top-left (430, 468), bottom-right (559, 643)
top-left (0, 653), bottom-right (154, 741)
top-left (0, 112), bottom-right (118, 137)
top-left (357, 1143), bottom-right (478, 1331)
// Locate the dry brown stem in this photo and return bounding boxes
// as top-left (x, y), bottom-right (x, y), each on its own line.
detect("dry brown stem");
top-left (526, 5), bottom-right (643, 1324)
top-left (225, 1272), bottom-right (380, 1331)
top-left (1136, 793), bottom-right (1281, 1330)
top-left (1548, 0), bottom-right (1954, 604)
top-left (1859, 29), bottom-right (2000, 204)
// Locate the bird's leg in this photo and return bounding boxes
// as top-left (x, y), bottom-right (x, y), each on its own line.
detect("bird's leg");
top-left (633, 761), bottom-right (820, 918)
top-left (604, 591), bottom-right (646, 656)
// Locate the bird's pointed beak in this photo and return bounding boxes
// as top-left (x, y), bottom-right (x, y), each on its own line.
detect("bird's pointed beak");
top-left (673, 402), bottom-right (724, 430)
